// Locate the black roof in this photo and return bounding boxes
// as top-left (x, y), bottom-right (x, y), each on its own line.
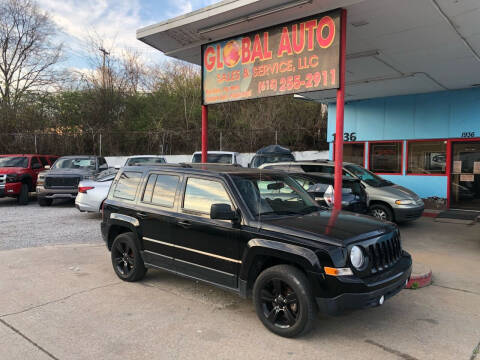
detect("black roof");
top-left (255, 145), bottom-right (292, 155)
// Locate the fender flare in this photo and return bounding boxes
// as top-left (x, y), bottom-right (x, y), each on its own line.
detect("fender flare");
top-left (239, 238), bottom-right (322, 280)
top-left (107, 213), bottom-right (143, 250)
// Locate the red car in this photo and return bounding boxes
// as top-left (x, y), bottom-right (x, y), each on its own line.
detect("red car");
top-left (0, 154), bottom-right (58, 204)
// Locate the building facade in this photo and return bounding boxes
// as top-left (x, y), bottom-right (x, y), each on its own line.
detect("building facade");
top-left (328, 88), bottom-right (480, 211)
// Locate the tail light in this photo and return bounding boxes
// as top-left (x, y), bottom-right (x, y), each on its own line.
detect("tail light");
top-left (78, 186), bottom-right (94, 193)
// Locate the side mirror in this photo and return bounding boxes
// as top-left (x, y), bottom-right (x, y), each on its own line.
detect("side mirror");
top-left (32, 163), bottom-right (42, 169)
top-left (44, 165), bottom-right (51, 170)
top-left (210, 203), bottom-right (238, 221)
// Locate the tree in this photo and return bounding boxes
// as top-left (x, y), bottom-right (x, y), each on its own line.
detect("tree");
top-left (0, 0), bottom-right (62, 128)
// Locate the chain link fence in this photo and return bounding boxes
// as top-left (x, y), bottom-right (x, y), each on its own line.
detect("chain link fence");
top-left (0, 128), bottom-right (328, 156)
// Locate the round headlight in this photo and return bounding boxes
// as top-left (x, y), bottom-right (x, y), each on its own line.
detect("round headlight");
top-left (350, 246), bottom-right (365, 269)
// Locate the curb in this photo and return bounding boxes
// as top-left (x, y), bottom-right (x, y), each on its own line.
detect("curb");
top-left (406, 262), bottom-right (432, 289)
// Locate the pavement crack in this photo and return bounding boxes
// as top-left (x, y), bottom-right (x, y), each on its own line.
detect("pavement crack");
top-left (431, 283), bottom-right (480, 296)
top-left (365, 339), bottom-right (418, 360)
top-left (0, 282), bottom-right (122, 318)
top-left (0, 318), bottom-right (60, 360)
top-left (471, 340), bottom-right (480, 360)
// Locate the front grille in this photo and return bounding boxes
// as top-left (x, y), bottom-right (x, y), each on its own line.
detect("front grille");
top-left (45, 176), bottom-right (80, 188)
top-left (367, 233), bottom-right (402, 274)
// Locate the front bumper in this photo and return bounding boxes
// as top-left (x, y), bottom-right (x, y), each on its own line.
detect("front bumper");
top-left (0, 182), bottom-right (22, 196)
top-left (315, 253), bottom-right (412, 315)
top-left (37, 185), bottom-right (77, 199)
top-left (393, 205), bottom-right (424, 222)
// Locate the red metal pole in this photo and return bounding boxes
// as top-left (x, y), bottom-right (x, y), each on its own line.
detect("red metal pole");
top-left (201, 104), bottom-right (208, 163)
top-left (334, 9), bottom-right (347, 211)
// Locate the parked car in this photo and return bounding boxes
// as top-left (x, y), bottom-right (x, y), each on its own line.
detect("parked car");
top-left (249, 145), bottom-right (295, 168)
top-left (122, 155), bottom-right (166, 167)
top-left (289, 173), bottom-right (368, 214)
top-left (259, 161), bottom-right (424, 222)
top-left (36, 156), bottom-right (109, 206)
top-left (191, 151), bottom-right (239, 165)
top-left (75, 168), bottom-right (118, 212)
top-left (101, 164), bottom-right (412, 338)
top-left (0, 154), bottom-right (58, 204)
top-left (75, 156), bottom-right (167, 213)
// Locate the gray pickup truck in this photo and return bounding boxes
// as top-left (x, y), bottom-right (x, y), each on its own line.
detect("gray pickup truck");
top-left (36, 156), bottom-right (108, 206)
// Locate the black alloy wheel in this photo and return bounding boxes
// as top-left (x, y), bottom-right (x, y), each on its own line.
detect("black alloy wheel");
top-left (253, 265), bottom-right (317, 338)
top-left (111, 233), bottom-right (147, 282)
top-left (260, 278), bottom-right (299, 328)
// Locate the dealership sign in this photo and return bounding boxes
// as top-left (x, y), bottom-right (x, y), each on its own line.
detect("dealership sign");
top-left (201, 9), bottom-right (340, 104)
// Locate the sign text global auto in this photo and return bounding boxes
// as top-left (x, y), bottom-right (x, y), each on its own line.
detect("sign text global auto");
top-left (202, 9), bottom-right (340, 104)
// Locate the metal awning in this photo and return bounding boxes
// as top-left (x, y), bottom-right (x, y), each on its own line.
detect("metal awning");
top-left (137, 0), bottom-right (480, 102)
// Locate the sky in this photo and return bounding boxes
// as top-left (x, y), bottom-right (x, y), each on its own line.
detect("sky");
top-left (35, 0), bottom-right (219, 72)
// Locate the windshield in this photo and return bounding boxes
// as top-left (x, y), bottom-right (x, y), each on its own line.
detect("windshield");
top-left (192, 153), bottom-right (233, 164)
top-left (126, 157), bottom-right (166, 166)
top-left (344, 164), bottom-right (392, 187)
top-left (252, 153), bottom-right (295, 168)
top-left (0, 156), bottom-right (28, 168)
top-left (231, 173), bottom-right (320, 217)
top-left (52, 157), bottom-right (96, 170)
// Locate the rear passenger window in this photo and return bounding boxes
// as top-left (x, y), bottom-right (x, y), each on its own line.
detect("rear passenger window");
top-left (39, 157), bottom-right (49, 166)
top-left (183, 178), bottom-right (232, 214)
top-left (143, 174), bottom-right (179, 207)
top-left (113, 172), bottom-right (142, 201)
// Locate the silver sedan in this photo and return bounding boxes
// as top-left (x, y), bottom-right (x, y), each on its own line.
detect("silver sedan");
top-left (75, 170), bottom-right (116, 212)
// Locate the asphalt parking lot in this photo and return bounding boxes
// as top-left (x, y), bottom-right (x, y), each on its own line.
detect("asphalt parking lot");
top-left (0, 197), bottom-right (479, 360)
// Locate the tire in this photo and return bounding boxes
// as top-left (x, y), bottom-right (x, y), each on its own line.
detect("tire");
top-left (38, 197), bottom-right (53, 207)
top-left (18, 183), bottom-right (29, 205)
top-left (253, 264), bottom-right (317, 338)
top-left (369, 203), bottom-right (394, 222)
top-left (111, 232), bottom-right (147, 282)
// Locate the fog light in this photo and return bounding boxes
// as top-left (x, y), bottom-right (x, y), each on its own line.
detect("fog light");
top-left (379, 295), bottom-right (384, 305)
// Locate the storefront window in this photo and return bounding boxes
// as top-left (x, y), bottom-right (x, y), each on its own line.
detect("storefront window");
top-left (343, 143), bottom-right (364, 166)
top-left (407, 141), bottom-right (446, 174)
top-left (369, 142), bottom-right (402, 174)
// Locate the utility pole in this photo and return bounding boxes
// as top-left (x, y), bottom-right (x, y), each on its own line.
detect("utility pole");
top-left (98, 47), bottom-right (110, 89)
top-left (99, 47), bottom-right (110, 131)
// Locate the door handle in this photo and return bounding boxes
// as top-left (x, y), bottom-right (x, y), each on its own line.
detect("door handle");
top-left (177, 220), bottom-right (192, 228)
top-left (136, 212), bottom-right (148, 219)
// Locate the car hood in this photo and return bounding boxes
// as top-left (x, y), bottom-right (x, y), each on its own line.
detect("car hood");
top-left (46, 168), bottom-right (96, 176)
top-left (0, 167), bottom-right (25, 174)
top-left (374, 184), bottom-right (421, 200)
top-left (259, 210), bottom-right (396, 246)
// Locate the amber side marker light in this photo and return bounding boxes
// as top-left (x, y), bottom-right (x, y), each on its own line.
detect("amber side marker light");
top-left (324, 267), bottom-right (353, 276)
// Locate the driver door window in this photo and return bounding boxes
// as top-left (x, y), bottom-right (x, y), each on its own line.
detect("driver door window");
top-left (183, 178), bottom-right (232, 215)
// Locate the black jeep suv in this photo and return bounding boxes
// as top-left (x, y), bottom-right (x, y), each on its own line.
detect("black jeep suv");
top-left (101, 164), bottom-right (412, 337)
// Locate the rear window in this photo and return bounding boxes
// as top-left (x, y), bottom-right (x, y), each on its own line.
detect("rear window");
top-left (142, 174), bottom-right (179, 207)
top-left (192, 153), bottom-right (233, 164)
top-left (113, 171), bottom-right (142, 201)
